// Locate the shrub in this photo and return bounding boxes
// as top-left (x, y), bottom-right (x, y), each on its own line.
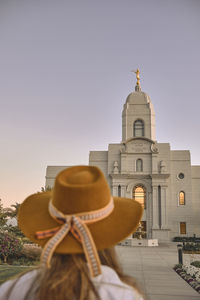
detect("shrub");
top-left (183, 242), bottom-right (200, 252)
top-left (191, 261), bottom-right (200, 269)
top-left (21, 244), bottom-right (41, 260)
top-left (174, 264), bottom-right (182, 269)
top-left (11, 257), bottom-right (39, 266)
top-left (173, 236), bottom-right (200, 243)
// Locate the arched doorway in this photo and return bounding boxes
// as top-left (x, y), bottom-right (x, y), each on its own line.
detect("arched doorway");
top-left (132, 185), bottom-right (146, 209)
top-left (132, 185), bottom-right (147, 238)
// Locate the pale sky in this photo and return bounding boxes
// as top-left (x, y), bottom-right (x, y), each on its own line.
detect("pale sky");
top-left (0, 0), bottom-right (200, 207)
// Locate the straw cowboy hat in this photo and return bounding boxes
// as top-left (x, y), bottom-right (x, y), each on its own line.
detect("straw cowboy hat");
top-left (18, 166), bottom-right (143, 276)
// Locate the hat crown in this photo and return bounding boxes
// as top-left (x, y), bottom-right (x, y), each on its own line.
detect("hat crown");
top-left (52, 166), bottom-right (111, 214)
top-left (67, 170), bottom-right (96, 184)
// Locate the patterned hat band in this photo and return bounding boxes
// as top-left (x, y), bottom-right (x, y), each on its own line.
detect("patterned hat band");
top-left (35, 197), bottom-right (114, 277)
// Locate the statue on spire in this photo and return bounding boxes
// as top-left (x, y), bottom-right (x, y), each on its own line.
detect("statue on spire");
top-left (131, 68), bottom-right (141, 92)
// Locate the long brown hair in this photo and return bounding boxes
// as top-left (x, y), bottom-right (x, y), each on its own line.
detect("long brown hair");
top-left (38, 247), bottom-right (143, 300)
top-left (7, 247), bottom-right (144, 300)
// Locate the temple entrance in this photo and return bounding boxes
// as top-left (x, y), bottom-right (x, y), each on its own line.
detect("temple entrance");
top-left (132, 185), bottom-right (147, 238)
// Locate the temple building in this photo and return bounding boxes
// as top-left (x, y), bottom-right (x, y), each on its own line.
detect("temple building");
top-left (46, 71), bottom-right (200, 241)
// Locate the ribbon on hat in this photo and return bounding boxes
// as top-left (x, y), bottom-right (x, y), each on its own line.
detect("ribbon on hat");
top-left (35, 197), bottom-right (114, 277)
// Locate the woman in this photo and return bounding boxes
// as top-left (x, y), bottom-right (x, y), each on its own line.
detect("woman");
top-left (0, 166), bottom-right (144, 300)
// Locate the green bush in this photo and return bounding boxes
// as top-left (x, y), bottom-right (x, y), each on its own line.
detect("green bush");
top-left (11, 257), bottom-right (39, 266)
top-left (6, 244), bottom-right (41, 266)
top-left (21, 244), bottom-right (41, 259)
top-left (174, 264), bottom-right (183, 269)
top-left (191, 261), bottom-right (200, 268)
top-left (173, 236), bottom-right (200, 243)
top-left (183, 242), bottom-right (200, 252)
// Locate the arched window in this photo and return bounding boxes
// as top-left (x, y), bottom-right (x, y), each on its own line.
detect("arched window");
top-left (118, 185), bottom-right (121, 197)
top-left (136, 159), bottom-right (143, 172)
top-left (179, 191), bottom-right (185, 205)
top-left (133, 185), bottom-right (146, 209)
top-left (134, 119), bottom-right (144, 137)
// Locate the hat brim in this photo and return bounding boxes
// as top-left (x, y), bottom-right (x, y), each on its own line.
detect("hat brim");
top-left (18, 191), bottom-right (143, 253)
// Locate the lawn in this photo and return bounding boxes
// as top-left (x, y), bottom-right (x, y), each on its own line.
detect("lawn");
top-left (0, 265), bottom-right (32, 284)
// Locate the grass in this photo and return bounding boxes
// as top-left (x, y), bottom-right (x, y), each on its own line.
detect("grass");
top-left (0, 265), bottom-right (32, 285)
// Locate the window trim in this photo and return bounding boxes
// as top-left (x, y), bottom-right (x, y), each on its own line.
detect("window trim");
top-left (136, 158), bottom-right (143, 172)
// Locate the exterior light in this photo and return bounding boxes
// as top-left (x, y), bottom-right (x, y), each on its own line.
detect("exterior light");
top-left (177, 243), bottom-right (183, 265)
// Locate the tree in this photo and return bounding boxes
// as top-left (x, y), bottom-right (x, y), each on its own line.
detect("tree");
top-left (6, 202), bottom-right (25, 239)
top-left (10, 202), bottom-right (21, 218)
top-left (0, 199), bottom-right (7, 227)
top-left (6, 225), bottom-right (25, 239)
top-left (41, 186), bottom-right (52, 192)
top-left (0, 200), bottom-right (25, 239)
top-left (0, 231), bottom-right (22, 263)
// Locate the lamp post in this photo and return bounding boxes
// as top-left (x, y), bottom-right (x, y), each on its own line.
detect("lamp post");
top-left (177, 244), bottom-right (183, 265)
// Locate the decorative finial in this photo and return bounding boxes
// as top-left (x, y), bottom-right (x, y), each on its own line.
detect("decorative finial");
top-left (131, 68), bottom-right (141, 92)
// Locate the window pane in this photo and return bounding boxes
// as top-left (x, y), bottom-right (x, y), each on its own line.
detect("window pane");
top-left (179, 192), bottom-right (185, 205)
top-left (133, 186), bottom-right (146, 209)
top-left (134, 120), bottom-right (144, 137)
top-left (180, 222), bottom-right (186, 234)
top-left (178, 173), bottom-right (184, 179)
top-left (136, 159), bottom-right (143, 172)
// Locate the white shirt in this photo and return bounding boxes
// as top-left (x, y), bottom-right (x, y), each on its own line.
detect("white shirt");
top-left (0, 265), bottom-right (144, 300)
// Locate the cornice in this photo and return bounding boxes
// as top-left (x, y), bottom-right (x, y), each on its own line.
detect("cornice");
top-left (122, 137), bottom-right (156, 145)
top-left (109, 173), bottom-right (170, 180)
top-left (109, 173), bottom-right (152, 179)
top-left (151, 173), bottom-right (170, 179)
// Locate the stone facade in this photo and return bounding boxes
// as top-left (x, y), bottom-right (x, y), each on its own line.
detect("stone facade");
top-left (46, 84), bottom-right (200, 242)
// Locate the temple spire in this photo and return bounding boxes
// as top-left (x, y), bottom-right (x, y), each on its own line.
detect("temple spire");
top-left (132, 68), bottom-right (141, 91)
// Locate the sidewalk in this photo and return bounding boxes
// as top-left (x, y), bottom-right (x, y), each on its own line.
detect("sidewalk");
top-left (116, 243), bottom-right (200, 300)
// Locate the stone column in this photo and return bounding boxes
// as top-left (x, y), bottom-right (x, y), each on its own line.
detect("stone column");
top-left (112, 185), bottom-right (118, 197)
top-left (121, 185), bottom-right (126, 197)
top-left (152, 185), bottom-right (159, 229)
top-left (161, 186), bottom-right (168, 229)
top-left (152, 154), bottom-right (158, 174)
top-left (120, 154), bottom-right (126, 174)
top-left (147, 192), bottom-right (152, 238)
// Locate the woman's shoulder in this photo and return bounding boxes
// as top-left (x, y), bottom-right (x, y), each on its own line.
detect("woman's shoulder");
top-left (0, 269), bottom-right (38, 300)
top-left (91, 265), bottom-right (144, 300)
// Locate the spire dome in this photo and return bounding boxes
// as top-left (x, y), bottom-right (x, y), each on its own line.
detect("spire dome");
top-left (122, 71), bottom-right (156, 141)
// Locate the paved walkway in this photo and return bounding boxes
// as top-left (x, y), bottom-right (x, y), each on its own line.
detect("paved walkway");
top-left (116, 243), bottom-right (200, 300)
